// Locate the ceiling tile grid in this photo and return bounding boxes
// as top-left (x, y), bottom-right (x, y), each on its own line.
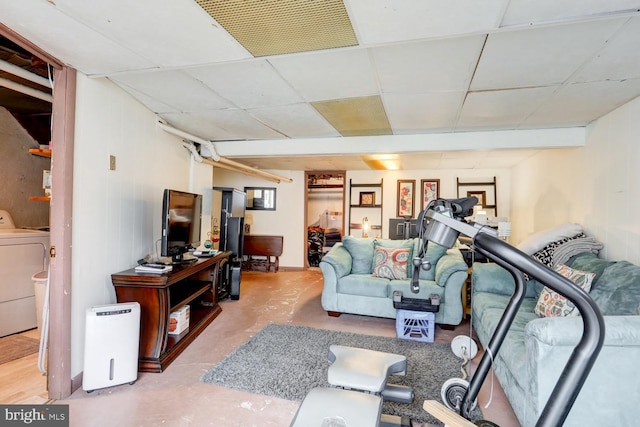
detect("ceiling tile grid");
top-left (185, 60), bottom-right (303, 109)
top-left (268, 48), bottom-right (380, 102)
top-left (371, 36), bottom-right (486, 93)
top-left (4, 0), bottom-right (640, 170)
top-left (345, 0), bottom-right (509, 44)
top-left (111, 70), bottom-right (234, 113)
top-left (470, 19), bottom-right (628, 91)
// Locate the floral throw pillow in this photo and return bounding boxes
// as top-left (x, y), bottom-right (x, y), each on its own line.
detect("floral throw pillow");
top-left (534, 264), bottom-right (596, 317)
top-left (372, 246), bottom-right (410, 280)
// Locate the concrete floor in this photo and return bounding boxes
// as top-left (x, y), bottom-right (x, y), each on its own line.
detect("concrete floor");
top-left (59, 270), bottom-right (520, 427)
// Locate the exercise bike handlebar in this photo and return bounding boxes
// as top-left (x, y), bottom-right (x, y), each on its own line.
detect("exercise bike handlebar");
top-left (474, 233), bottom-right (605, 427)
top-left (421, 203), bottom-right (605, 427)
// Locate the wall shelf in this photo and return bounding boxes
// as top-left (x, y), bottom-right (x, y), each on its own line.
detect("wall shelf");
top-left (29, 148), bottom-right (51, 158)
top-left (348, 179), bottom-right (383, 238)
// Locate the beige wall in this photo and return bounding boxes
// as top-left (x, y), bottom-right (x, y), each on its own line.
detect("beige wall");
top-left (70, 75), bottom-right (213, 376)
top-left (583, 96), bottom-right (640, 263)
top-left (509, 148), bottom-right (585, 245)
top-left (509, 95), bottom-right (640, 264)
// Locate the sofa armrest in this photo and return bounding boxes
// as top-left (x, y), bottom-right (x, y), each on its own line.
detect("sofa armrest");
top-left (471, 262), bottom-right (540, 298)
top-left (524, 315), bottom-right (640, 425)
top-left (471, 262), bottom-right (515, 295)
top-left (526, 315), bottom-right (640, 346)
top-left (435, 250), bottom-right (468, 287)
top-left (319, 243), bottom-right (352, 279)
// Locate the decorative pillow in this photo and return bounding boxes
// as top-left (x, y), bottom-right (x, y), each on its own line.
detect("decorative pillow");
top-left (534, 264), bottom-right (595, 318)
top-left (517, 223), bottom-right (584, 255)
top-left (373, 239), bottom-right (414, 275)
top-left (531, 233), bottom-right (587, 268)
top-left (372, 246), bottom-right (411, 280)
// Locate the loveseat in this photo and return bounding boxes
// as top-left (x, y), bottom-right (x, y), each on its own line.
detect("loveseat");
top-left (472, 252), bottom-right (640, 427)
top-left (320, 236), bottom-right (469, 326)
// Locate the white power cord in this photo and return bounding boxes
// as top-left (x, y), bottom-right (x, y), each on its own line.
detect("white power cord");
top-left (37, 268), bottom-right (50, 374)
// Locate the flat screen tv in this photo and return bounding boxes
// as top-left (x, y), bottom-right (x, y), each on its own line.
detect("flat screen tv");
top-left (161, 189), bottom-right (202, 263)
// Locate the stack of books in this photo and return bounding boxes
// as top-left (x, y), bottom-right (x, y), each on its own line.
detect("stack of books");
top-left (168, 305), bottom-right (190, 335)
top-left (134, 264), bottom-right (172, 274)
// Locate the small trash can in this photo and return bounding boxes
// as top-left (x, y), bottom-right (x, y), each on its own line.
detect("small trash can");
top-left (32, 270), bottom-right (48, 331)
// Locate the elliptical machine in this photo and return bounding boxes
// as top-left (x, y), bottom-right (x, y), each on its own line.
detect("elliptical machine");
top-left (412, 197), bottom-right (605, 427)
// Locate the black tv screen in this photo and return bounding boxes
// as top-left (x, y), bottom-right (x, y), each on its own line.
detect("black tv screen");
top-left (161, 189), bottom-right (202, 262)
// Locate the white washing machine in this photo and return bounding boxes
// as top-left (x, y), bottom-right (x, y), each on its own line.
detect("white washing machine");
top-left (0, 210), bottom-right (49, 337)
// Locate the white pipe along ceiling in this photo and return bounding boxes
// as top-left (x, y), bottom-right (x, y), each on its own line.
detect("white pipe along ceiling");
top-left (158, 121), bottom-right (293, 184)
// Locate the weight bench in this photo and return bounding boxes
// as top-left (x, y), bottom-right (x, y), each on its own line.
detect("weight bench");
top-left (290, 345), bottom-right (414, 427)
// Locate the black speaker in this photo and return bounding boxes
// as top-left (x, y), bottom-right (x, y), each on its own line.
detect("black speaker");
top-left (230, 265), bottom-right (241, 300)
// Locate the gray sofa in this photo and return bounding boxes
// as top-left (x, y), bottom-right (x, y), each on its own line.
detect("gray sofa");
top-left (472, 252), bottom-right (640, 427)
top-left (320, 236), bottom-right (469, 326)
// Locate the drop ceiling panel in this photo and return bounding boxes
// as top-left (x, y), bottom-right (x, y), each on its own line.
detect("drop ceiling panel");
top-left (371, 36), bottom-right (485, 93)
top-left (269, 49), bottom-right (379, 102)
top-left (524, 79), bottom-right (640, 127)
top-left (346, 0), bottom-right (508, 44)
top-left (383, 92), bottom-right (464, 133)
top-left (248, 104), bottom-right (340, 138)
top-left (471, 19), bottom-right (627, 90)
top-left (312, 95), bottom-right (392, 137)
top-left (158, 112), bottom-right (230, 141)
top-left (501, 0), bottom-right (640, 26)
top-left (573, 17), bottom-right (640, 83)
top-left (186, 60), bottom-right (303, 109)
top-left (52, 0), bottom-right (251, 68)
top-left (111, 70), bottom-right (233, 112)
top-left (161, 109), bottom-right (285, 141)
top-left (195, 0), bottom-right (357, 56)
top-left (111, 84), bottom-right (180, 114)
top-left (458, 86), bottom-right (558, 130)
top-left (0, 1), bottom-right (154, 75)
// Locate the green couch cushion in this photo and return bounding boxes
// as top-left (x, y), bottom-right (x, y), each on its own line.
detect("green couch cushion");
top-left (337, 274), bottom-right (389, 298)
top-left (342, 236), bottom-right (376, 274)
top-left (589, 260), bottom-right (640, 315)
top-left (565, 252), bottom-right (613, 285)
top-left (415, 241), bottom-right (447, 281)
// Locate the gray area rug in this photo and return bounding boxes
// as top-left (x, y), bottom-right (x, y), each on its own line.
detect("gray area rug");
top-left (201, 323), bottom-right (482, 425)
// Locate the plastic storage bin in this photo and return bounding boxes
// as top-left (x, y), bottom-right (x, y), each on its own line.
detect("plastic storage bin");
top-left (395, 309), bottom-right (435, 342)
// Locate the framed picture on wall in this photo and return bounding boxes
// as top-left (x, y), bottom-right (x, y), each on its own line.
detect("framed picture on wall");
top-left (467, 190), bottom-right (486, 207)
top-left (359, 191), bottom-right (375, 206)
top-left (420, 179), bottom-right (440, 211)
top-left (396, 180), bottom-right (415, 218)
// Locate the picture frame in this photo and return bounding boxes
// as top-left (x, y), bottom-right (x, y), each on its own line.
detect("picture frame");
top-left (420, 179), bottom-right (440, 212)
top-left (359, 191), bottom-right (375, 206)
top-left (396, 180), bottom-right (415, 218)
top-left (467, 190), bottom-right (486, 207)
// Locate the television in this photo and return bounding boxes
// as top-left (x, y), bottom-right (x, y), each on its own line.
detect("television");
top-left (161, 189), bottom-right (203, 263)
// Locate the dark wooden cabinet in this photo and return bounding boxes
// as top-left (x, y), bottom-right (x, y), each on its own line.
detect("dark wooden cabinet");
top-left (111, 252), bottom-right (230, 372)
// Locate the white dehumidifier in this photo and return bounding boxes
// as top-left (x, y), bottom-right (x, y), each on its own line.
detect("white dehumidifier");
top-left (82, 302), bottom-right (140, 392)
